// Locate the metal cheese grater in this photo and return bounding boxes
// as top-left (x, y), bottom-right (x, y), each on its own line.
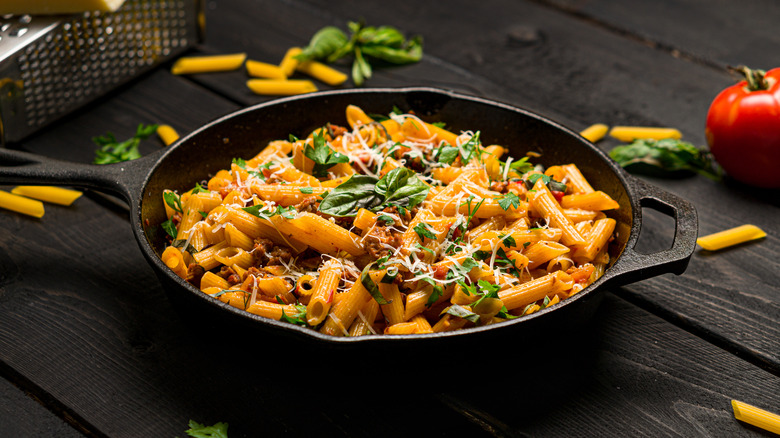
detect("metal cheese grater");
top-left (0, 0), bottom-right (204, 144)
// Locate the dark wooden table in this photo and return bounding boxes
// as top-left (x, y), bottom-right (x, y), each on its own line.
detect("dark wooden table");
top-left (1, 0), bottom-right (779, 436)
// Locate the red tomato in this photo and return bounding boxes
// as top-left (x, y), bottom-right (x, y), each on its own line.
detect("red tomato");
top-left (705, 66), bottom-right (780, 188)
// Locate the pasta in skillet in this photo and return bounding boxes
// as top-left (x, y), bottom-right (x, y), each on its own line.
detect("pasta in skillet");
top-left (159, 105), bottom-right (619, 336)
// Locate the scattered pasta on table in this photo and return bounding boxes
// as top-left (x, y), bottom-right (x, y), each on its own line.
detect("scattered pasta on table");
top-left (158, 105), bottom-right (620, 336)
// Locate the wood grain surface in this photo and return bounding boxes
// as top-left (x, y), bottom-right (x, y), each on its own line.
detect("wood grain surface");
top-left (0, 0), bottom-right (777, 436)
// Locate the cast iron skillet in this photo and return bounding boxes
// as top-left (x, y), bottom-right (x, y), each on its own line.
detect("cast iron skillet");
top-left (0, 87), bottom-right (697, 352)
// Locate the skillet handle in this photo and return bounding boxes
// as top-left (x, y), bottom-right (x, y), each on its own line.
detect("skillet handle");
top-left (0, 147), bottom-right (160, 204)
top-left (603, 176), bottom-right (698, 287)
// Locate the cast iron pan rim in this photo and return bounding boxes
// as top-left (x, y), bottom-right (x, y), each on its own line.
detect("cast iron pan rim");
top-left (132, 87), bottom-right (638, 344)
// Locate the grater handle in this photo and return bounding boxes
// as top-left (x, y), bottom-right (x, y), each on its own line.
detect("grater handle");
top-left (0, 147), bottom-right (158, 204)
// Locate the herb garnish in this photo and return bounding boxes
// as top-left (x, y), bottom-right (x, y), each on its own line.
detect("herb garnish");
top-left (296, 21), bottom-right (423, 86)
top-left (92, 123), bottom-right (158, 164)
top-left (608, 138), bottom-right (722, 181)
top-left (304, 131), bottom-right (350, 177)
top-left (318, 167), bottom-right (430, 217)
top-left (185, 420), bottom-right (229, 438)
top-left (413, 222), bottom-right (436, 241)
top-left (360, 263), bottom-right (391, 305)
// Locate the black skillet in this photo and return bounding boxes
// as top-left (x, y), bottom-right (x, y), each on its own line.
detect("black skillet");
top-left (0, 87), bottom-right (697, 354)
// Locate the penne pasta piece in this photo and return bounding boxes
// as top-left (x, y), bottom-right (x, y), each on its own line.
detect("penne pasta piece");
top-left (270, 212), bottom-right (364, 257)
top-left (524, 241), bottom-right (570, 269)
top-left (561, 191), bottom-right (619, 211)
top-left (250, 184), bottom-right (327, 206)
top-left (11, 186), bottom-right (82, 206)
top-left (385, 322), bottom-right (419, 335)
top-left (278, 47), bottom-right (302, 77)
top-left (579, 124), bottom-right (608, 143)
top-left (732, 400), bottom-right (780, 435)
top-left (296, 60), bottom-right (348, 86)
top-left (697, 224), bottom-right (766, 251)
top-left (156, 125), bottom-right (179, 146)
top-left (246, 79), bottom-right (318, 96)
top-left (161, 247), bottom-right (188, 279)
top-left (307, 259), bottom-right (343, 326)
top-left (246, 59), bottom-right (287, 79)
top-left (572, 218), bottom-right (616, 264)
top-left (320, 280), bottom-right (372, 336)
top-left (530, 178), bottom-right (586, 246)
top-left (348, 299), bottom-right (380, 336)
top-left (201, 271), bottom-right (230, 290)
top-left (346, 105), bottom-right (374, 128)
top-left (609, 126), bottom-right (682, 142)
top-left (0, 190), bottom-right (45, 218)
top-left (171, 53), bottom-right (246, 75)
top-left (561, 164), bottom-right (595, 194)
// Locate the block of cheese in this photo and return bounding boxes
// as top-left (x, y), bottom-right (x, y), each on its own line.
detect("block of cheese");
top-left (0, 0), bottom-right (126, 15)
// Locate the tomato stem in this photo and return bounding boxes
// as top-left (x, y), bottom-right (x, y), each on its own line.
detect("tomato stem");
top-left (730, 65), bottom-right (769, 91)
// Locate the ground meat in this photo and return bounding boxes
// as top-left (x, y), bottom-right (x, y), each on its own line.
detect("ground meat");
top-left (363, 225), bottom-right (402, 259)
top-left (267, 245), bottom-right (293, 266)
top-left (489, 180), bottom-right (509, 193)
top-left (381, 205), bottom-right (413, 225)
top-left (186, 264), bottom-right (205, 288)
top-left (295, 196), bottom-right (319, 213)
top-left (252, 238), bottom-right (293, 267)
top-left (328, 123), bottom-right (349, 138)
top-left (218, 265), bottom-right (241, 285)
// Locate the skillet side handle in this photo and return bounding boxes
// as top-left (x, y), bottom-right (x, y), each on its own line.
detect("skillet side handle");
top-left (604, 177), bottom-right (698, 287)
top-left (0, 147), bottom-right (157, 204)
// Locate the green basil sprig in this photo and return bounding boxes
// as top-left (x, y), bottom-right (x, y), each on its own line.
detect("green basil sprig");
top-left (318, 167), bottom-right (429, 217)
top-left (296, 21), bottom-right (423, 86)
top-left (608, 138), bottom-right (722, 181)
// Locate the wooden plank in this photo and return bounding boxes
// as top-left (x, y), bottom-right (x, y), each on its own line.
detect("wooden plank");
top-left (538, 0), bottom-right (780, 70)
top-left (442, 294), bottom-right (780, 436)
top-left (0, 378), bottom-right (82, 438)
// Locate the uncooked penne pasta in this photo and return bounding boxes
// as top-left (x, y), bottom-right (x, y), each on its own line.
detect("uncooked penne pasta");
top-left (171, 53), bottom-right (246, 75)
top-left (156, 125), bottom-right (179, 146)
top-left (579, 124), bottom-right (609, 143)
top-left (296, 60), bottom-right (348, 86)
top-left (697, 224), bottom-right (766, 251)
top-left (157, 104), bottom-right (619, 336)
top-left (11, 186), bottom-right (82, 206)
top-left (609, 126), bottom-right (682, 142)
top-left (246, 79), bottom-right (318, 96)
top-left (246, 59), bottom-right (287, 79)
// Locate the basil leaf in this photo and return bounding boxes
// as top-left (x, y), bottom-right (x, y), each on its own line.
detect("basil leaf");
top-left (441, 304), bottom-right (480, 323)
top-left (163, 191), bottom-right (183, 214)
top-left (426, 285), bottom-right (443, 307)
top-left (376, 167), bottom-right (429, 209)
top-left (299, 187), bottom-right (314, 194)
top-left (361, 35), bottom-right (423, 64)
top-left (318, 175), bottom-right (382, 217)
top-left (413, 222), bottom-right (437, 241)
top-left (304, 131), bottom-right (350, 177)
top-left (434, 145), bottom-right (459, 165)
top-left (496, 192), bottom-right (520, 211)
top-left (360, 264), bottom-right (390, 305)
top-left (161, 218), bottom-right (178, 239)
top-left (609, 138), bottom-right (722, 181)
top-left (297, 26), bottom-right (349, 62)
top-left (172, 239), bottom-right (198, 255)
top-left (280, 306), bottom-right (309, 327)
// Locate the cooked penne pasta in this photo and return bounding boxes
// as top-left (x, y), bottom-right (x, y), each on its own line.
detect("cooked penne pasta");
top-left (157, 105), bottom-right (619, 336)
